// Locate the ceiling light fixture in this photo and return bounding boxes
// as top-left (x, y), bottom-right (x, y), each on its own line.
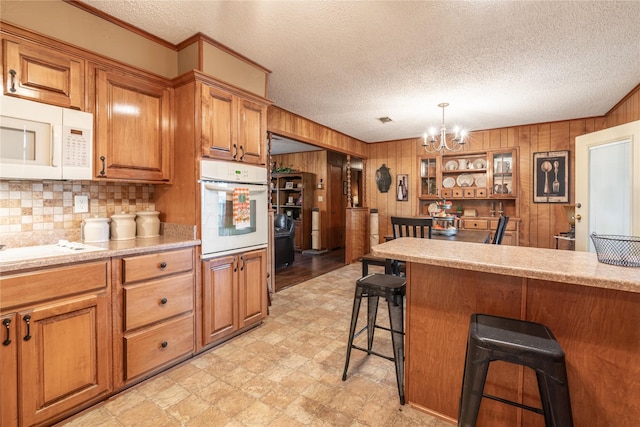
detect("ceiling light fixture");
top-left (422, 103), bottom-right (467, 153)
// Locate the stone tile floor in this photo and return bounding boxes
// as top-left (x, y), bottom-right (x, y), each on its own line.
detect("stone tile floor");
top-left (62, 263), bottom-right (455, 426)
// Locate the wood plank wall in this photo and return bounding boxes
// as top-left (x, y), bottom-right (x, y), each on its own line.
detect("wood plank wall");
top-left (367, 84), bottom-right (640, 248)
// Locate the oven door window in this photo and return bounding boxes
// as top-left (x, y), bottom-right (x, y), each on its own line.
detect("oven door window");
top-left (218, 195), bottom-right (257, 236)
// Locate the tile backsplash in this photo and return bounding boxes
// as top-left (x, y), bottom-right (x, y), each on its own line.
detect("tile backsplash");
top-left (0, 179), bottom-right (155, 247)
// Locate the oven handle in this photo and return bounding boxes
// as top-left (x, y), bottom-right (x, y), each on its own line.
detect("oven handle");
top-left (203, 183), bottom-right (267, 195)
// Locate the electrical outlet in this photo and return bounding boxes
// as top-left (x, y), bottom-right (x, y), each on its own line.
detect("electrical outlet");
top-left (74, 195), bottom-right (89, 213)
top-left (318, 195), bottom-right (324, 202)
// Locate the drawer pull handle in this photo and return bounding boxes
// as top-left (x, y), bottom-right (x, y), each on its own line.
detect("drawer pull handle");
top-left (239, 145), bottom-right (245, 161)
top-left (161, 341), bottom-right (168, 349)
top-left (160, 298), bottom-right (168, 305)
top-left (159, 261), bottom-right (167, 269)
top-left (233, 256), bottom-right (238, 272)
top-left (8, 69), bottom-right (17, 92)
top-left (2, 318), bottom-right (11, 346)
top-left (23, 315), bottom-right (31, 341)
top-left (232, 143), bottom-right (238, 159)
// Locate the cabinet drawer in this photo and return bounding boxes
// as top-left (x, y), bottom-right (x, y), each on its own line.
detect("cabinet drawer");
top-left (463, 220), bottom-right (488, 230)
top-left (124, 273), bottom-right (194, 331)
top-left (121, 249), bottom-right (193, 284)
top-left (476, 188), bottom-right (488, 198)
top-left (452, 188), bottom-right (464, 198)
top-left (1, 260), bottom-right (109, 310)
top-left (124, 314), bottom-right (193, 380)
top-left (463, 188), bottom-right (475, 198)
top-left (441, 188), bottom-right (452, 198)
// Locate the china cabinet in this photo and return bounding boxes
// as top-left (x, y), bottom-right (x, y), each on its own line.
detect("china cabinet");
top-left (417, 148), bottom-right (520, 245)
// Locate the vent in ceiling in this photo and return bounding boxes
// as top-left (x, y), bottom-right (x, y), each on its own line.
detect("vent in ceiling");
top-left (377, 116), bottom-right (393, 124)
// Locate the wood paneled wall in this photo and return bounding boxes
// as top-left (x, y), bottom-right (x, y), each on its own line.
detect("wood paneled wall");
top-left (367, 83), bottom-right (640, 248)
top-left (268, 106), bottom-right (368, 158)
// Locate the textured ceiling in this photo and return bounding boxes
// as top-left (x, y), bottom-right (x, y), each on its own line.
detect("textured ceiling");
top-left (82, 0), bottom-right (640, 143)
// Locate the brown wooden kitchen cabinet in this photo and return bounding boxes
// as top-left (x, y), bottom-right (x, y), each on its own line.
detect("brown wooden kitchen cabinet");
top-left (201, 81), bottom-right (267, 165)
top-left (201, 248), bottom-right (267, 349)
top-left (93, 66), bottom-right (173, 182)
top-left (112, 248), bottom-right (195, 389)
top-left (0, 260), bottom-right (111, 427)
top-left (2, 37), bottom-right (85, 109)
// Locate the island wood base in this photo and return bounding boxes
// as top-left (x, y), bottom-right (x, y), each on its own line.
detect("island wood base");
top-left (406, 263), bottom-right (640, 427)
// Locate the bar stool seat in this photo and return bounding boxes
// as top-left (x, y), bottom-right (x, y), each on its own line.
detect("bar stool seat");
top-left (459, 313), bottom-right (573, 427)
top-left (342, 273), bottom-right (406, 404)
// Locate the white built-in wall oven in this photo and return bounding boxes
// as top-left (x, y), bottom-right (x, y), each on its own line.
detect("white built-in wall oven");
top-left (200, 160), bottom-right (269, 259)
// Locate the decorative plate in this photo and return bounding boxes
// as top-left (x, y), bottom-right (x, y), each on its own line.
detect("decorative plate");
top-left (473, 158), bottom-right (487, 169)
top-left (443, 177), bottom-right (456, 188)
top-left (427, 202), bottom-right (440, 215)
top-left (444, 160), bottom-right (458, 171)
top-left (475, 175), bottom-right (487, 187)
top-left (457, 174), bottom-right (474, 187)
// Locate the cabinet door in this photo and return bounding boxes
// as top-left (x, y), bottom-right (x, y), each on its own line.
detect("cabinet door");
top-left (238, 249), bottom-right (267, 328)
top-left (19, 293), bottom-right (111, 426)
top-left (0, 313), bottom-right (18, 427)
top-left (95, 68), bottom-right (172, 182)
top-left (3, 39), bottom-right (85, 109)
top-left (489, 149), bottom-right (517, 197)
top-left (201, 84), bottom-right (237, 160)
top-left (202, 255), bottom-right (239, 346)
top-left (238, 98), bottom-right (266, 165)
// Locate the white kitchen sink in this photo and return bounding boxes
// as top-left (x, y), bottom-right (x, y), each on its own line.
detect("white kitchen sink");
top-left (0, 241), bottom-right (107, 264)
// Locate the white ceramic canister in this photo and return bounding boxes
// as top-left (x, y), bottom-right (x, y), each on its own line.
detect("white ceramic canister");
top-left (136, 211), bottom-right (160, 238)
top-left (110, 213), bottom-right (136, 240)
top-left (82, 217), bottom-right (110, 242)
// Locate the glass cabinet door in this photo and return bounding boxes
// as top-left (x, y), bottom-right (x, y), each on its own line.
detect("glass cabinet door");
top-left (489, 150), bottom-right (516, 197)
top-left (420, 157), bottom-right (439, 198)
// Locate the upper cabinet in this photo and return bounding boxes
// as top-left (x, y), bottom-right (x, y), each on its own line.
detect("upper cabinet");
top-left (2, 38), bottom-right (85, 110)
top-left (93, 67), bottom-right (173, 182)
top-left (488, 149), bottom-right (517, 198)
top-left (201, 81), bottom-right (267, 165)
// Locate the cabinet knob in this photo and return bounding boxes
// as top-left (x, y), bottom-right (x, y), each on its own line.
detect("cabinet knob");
top-left (161, 341), bottom-right (168, 349)
top-left (160, 297), bottom-right (168, 305)
top-left (159, 261), bottom-right (167, 269)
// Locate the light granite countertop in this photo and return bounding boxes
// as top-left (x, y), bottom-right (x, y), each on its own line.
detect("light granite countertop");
top-left (371, 237), bottom-right (640, 293)
top-left (0, 236), bottom-right (201, 273)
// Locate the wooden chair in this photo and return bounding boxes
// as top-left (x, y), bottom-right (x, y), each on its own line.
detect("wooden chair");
top-left (491, 216), bottom-right (509, 244)
top-left (390, 216), bottom-right (433, 275)
top-left (391, 216), bottom-right (433, 239)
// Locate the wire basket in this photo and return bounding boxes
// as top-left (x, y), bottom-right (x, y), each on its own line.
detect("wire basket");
top-left (590, 233), bottom-right (640, 267)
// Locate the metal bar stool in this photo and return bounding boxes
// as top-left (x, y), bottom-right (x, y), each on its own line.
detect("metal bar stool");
top-left (342, 272), bottom-right (406, 404)
top-left (458, 313), bottom-right (573, 427)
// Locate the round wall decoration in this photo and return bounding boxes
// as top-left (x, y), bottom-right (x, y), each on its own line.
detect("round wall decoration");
top-left (375, 164), bottom-right (392, 193)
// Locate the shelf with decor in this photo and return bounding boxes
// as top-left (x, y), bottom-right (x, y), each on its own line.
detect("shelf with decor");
top-left (417, 148), bottom-right (520, 245)
top-left (270, 172), bottom-right (315, 250)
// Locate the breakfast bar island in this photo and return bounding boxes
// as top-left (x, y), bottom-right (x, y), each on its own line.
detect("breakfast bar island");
top-left (371, 238), bottom-right (640, 427)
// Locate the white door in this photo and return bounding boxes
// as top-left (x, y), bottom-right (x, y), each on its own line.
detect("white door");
top-left (574, 120), bottom-right (640, 252)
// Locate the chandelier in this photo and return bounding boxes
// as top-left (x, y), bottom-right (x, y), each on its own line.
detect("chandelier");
top-left (422, 103), bottom-right (467, 153)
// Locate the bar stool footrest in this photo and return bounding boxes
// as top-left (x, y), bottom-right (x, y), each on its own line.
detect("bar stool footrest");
top-left (482, 393), bottom-right (544, 415)
top-left (350, 344), bottom-right (395, 362)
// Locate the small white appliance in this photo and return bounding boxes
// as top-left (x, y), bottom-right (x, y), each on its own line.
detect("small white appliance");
top-left (200, 160), bottom-right (268, 259)
top-left (0, 95), bottom-right (93, 180)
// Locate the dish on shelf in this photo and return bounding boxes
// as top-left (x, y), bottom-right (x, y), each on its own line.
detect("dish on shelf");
top-left (444, 160), bottom-right (458, 171)
top-left (427, 202), bottom-right (440, 215)
top-left (443, 177), bottom-right (456, 188)
top-left (457, 174), bottom-right (474, 187)
top-left (475, 175), bottom-right (487, 187)
top-left (473, 158), bottom-right (487, 169)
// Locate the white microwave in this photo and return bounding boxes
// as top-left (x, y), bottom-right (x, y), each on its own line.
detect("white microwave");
top-left (0, 96), bottom-right (93, 180)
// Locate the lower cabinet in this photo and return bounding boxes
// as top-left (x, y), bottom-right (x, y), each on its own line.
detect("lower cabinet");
top-left (113, 248), bottom-right (195, 389)
top-left (201, 249), bottom-right (268, 348)
top-left (0, 260), bottom-right (111, 427)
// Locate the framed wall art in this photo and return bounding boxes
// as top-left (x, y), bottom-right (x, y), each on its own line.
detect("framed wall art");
top-left (397, 174), bottom-right (409, 201)
top-left (533, 150), bottom-right (569, 203)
